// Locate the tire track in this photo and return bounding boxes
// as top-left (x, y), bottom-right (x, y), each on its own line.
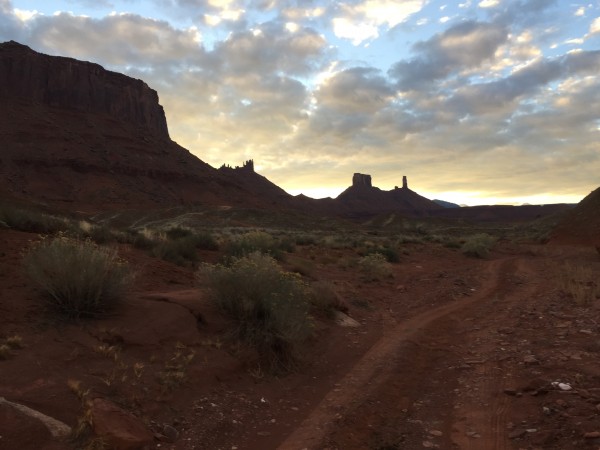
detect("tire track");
top-left (450, 257), bottom-right (539, 450)
top-left (277, 257), bottom-right (514, 450)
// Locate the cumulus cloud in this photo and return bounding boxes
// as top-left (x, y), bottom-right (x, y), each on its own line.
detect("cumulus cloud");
top-left (389, 20), bottom-right (508, 91)
top-left (448, 50), bottom-right (600, 117)
top-left (212, 22), bottom-right (327, 76)
top-left (332, 0), bottom-right (426, 45)
top-left (0, 0), bottom-right (23, 41)
top-left (590, 17), bottom-right (600, 35)
top-left (25, 13), bottom-right (205, 68)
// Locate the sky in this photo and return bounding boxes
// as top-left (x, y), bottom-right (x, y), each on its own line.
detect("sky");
top-left (1, 0), bottom-right (599, 205)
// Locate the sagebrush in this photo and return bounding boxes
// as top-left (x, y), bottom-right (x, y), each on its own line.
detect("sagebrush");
top-left (25, 236), bottom-right (132, 317)
top-left (461, 233), bottom-right (496, 258)
top-left (201, 252), bottom-right (312, 372)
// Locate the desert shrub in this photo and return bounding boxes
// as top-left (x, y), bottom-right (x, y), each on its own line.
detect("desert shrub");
top-left (559, 263), bottom-right (599, 306)
top-left (309, 280), bottom-right (349, 318)
top-left (87, 225), bottom-right (115, 244)
top-left (24, 236), bottom-right (132, 318)
top-left (461, 233), bottom-right (496, 258)
top-left (152, 235), bottom-right (199, 266)
top-left (358, 253), bottom-right (393, 281)
top-left (364, 246), bottom-right (400, 263)
top-left (295, 234), bottom-right (318, 246)
top-left (0, 205), bottom-right (68, 233)
top-left (127, 229), bottom-right (156, 250)
top-left (287, 255), bottom-right (316, 278)
top-left (152, 231), bottom-right (218, 266)
top-left (192, 231), bottom-right (219, 251)
top-left (223, 231), bottom-right (285, 261)
top-left (201, 252), bottom-right (313, 372)
top-left (443, 238), bottom-right (462, 249)
top-left (165, 226), bottom-right (193, 240)
top-left (395, 234), bottom-right (424, 245)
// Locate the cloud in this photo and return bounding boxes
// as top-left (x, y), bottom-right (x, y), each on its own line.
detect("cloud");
top-left (25, 12), bottom-right (205, 67)
top-left (314, 67), bottom-right (394, 112)
top-left (332, 0), bottom-right (426, 45)
top-left (590, 17), bottom-right (600, 35)
top-left (478, 0), bottom-right (500, 8)
top-left (447, 50), bottom-right (600, 117)
top-left (66, 0), bottom-right (115, 8)
top-left (211, 22), bottom-right (328, 76)
top-left (389, 20), bottom-right (508, 91)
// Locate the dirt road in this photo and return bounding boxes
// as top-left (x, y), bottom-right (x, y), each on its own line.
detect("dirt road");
top-left (277, 251), bottom-right (600, 450)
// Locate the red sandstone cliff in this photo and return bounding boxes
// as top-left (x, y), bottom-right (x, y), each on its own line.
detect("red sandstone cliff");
top-left (0, 41), bottom-right (296, 211)
top-left (0, 41), bottom-right (169, 139)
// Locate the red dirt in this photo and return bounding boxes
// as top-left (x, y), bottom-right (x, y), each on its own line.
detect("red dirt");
top-left (1, 229), bottom-right (600, 450)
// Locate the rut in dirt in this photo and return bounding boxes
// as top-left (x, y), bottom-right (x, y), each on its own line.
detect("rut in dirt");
top-left (277, 256), bottom-right (536, 450)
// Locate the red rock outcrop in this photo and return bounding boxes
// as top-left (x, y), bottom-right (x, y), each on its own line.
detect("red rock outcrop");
top-left (550, 186), bottom-right (600, 245)
top-left (0, 41), bottom-right (298, 211)
top-left (338, 173), bottom-right (443, 217)
top-left (0, 41), bottom-right (169, 139)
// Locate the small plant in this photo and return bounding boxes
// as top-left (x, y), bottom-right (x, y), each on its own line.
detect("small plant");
top-left (223, 231), bottom-right (286, 261)
top-left (295, 234), bottom-right (318, 246)
top-left (0, 204), bottom-right (68, 233)
top-left (560, 263), bottom-right (599, 306)
top-left (24, 235), bottom-right (132, 318)
top-left (4, 335), bottom-right (24, 349)
top-left (364, 246), bottom-right (400, 263)
top-left (309, 280), bottom-right (349, 317)
top-left (157, 343), bottom-right (195, 392)
top-left (152, 231), bottom-right (218, 266)
top-left (165, 226), bottom-right (193, 240)
top-left (287, 255), bottom-right (316, 277)
top-left (461, 233), bottom-right (496, 258)
top-left (0, 344), bottom-right (12, 360)
top-left (152, 236), bottom-right (200, 266)
top-left (94, 344), bottom-right (121, 361)
top-left (201, 252), bottom-right (313, 372)
top-left (358, 253), bottom-right (393, 281)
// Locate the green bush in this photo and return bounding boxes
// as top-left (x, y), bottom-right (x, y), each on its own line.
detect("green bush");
top-left (461, 233), bottom-right (496, 258)
top-left (358, 253), bottom-right (393, 281)
top-left (152, 235), bottom-right (199, 266)
top-left (559, 262), bottom-right (599, 306)
top-left (364, 246), bottom-right (400, 263)
top-left (0, 205), bottom-right (68, 233)
top-left (192, 232), bottom-right (219, 251)
top-left (165, 226), bottom-right (193, 240)
top-left (201, 252), bottom-right (313, 372)
top-left (24, 236), bottom-right (132, 317)
top-left (295, 234), bottom-right (318, 246)
top-left (152, 231), bottom-right (218, 266)
top-left (223, 231), bottom-right (286, 261)
top-left (309, 280), bottom-right (349, 318)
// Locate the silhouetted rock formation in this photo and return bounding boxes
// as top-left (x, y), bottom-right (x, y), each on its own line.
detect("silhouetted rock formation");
top-left (352, 173), bottom-right (372, 187)
top-left (338, 173), bottom-right (442, 217)
top-left (0, 41), bottom-right (169, 139)
top-left (220, 160), bottom-right (255, 172)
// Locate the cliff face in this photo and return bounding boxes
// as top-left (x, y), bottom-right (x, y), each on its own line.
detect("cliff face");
top-left (0, 41), bottom-right (169, 139)
top-left (0, 41), bottom-right (300, 211)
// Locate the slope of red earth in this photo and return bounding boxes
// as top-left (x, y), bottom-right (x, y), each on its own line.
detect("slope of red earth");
top-left (551, 186), bottom-right (600, 246)
top-left (1, 228), bottom-right (600, 450)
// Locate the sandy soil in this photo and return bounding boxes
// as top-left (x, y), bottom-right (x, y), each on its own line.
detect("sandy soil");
top-left (1, 228), bottom-right (599, 450)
